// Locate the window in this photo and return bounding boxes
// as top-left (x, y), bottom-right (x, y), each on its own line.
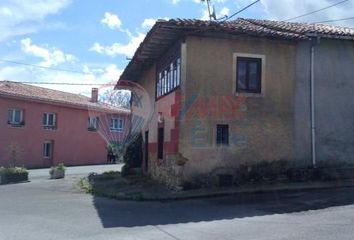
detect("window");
top-left (236, 57), bottom-right (262, 93)
top-left (156, 57), bottom-right (181, 98)
top-left (7, 109), bottom-right (24, 126)
top-left (110, 118), bottom-right (123, 131)
top-left (43, 113), bottom-right (57, 129)
top-left (88, 117), bottom-right (99, 131)
top-left (158, 127), bottom-right (164, 159)
top-left (43, 141), bottom-right (53, 158)
top-left (216, 125), bottom-right (229, 145)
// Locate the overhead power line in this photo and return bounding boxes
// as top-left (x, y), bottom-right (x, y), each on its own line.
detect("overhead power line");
top-left (283, 0), bottom-right (349, 22)
top-left (0, 59), bottom-right (89, 75)
top-left (313, 16), bottom-right (354, 24)
top-left (11, 81), bottom-right (115, 86)
top-left (222, 0), bottom-right (260, 22)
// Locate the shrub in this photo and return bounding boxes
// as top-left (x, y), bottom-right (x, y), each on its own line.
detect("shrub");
top-left (122, 133), bottom-right (143, 176)
top-left (0, 167), bottom-right (27, 174)
top-left (0, 167), bottom-right (28, 184)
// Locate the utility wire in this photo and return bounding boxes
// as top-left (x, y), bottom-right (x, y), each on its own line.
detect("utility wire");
top-left (313, 16), bottom-right (354, 23)
top-left (0, 59), bottom-right (90, 75)
top-left (283, 0), bottom-right (349, 22)
top-left (222, 0), bottom-right (260, 22)
top-left (8, 81), bottom-right (115, 86)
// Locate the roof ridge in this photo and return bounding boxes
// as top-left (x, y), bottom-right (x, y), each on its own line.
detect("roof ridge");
top-left (0, 80), bottom-right (90, 100)
top-left (240, 18), bottom-right (310, 38)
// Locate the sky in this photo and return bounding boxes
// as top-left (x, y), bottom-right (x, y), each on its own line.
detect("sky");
top-left (0, 0), bottom-right (353, 96)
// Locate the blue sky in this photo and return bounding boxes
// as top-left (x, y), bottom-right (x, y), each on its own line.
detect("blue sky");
top-left (0, 0), bottom-right (353, 95)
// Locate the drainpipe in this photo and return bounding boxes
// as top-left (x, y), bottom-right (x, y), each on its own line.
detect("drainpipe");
top-left (310, 37), bottom-right (319, 168)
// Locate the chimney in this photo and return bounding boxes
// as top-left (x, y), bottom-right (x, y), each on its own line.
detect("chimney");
top-left (91, 88), bottom-right (98, 103)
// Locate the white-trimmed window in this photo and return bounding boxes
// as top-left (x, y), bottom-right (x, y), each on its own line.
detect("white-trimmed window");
top-left (43, 140), bottom-right (53, 158)
top-left (88, 117), bottom-right (99, 131)
top-left (8, 108), bottom-right (24, 126)
top-left (156, 57), bottom-right (181, 98)
top-left (43, 113), bottom-right (57, 129)
top-left (110, 118), bottom-right (123, 131)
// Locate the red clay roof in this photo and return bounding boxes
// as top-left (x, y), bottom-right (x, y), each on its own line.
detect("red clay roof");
top-left (0, 81), bottom-right (130, 113)
top-left (119, 18), bottom-right (354, 82)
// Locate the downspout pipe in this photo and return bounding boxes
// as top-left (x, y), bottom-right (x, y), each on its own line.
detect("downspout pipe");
top-left (310, 37), bottom-right (319, 168)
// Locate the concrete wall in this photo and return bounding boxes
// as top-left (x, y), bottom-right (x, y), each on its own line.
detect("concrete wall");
top-left (0, 97), bottom-right (129, 168)
top-left (295, 38), bottom-right (354, 166)
top-left (179, 35), bottom-right (297, 180)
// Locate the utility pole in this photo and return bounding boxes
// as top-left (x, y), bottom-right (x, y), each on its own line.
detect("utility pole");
top-left (201, 0), bottom-right (216, 21)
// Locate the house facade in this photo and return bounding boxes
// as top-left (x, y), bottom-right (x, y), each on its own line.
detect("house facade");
top-left (117, 18), bottom-right (354, 188)
top-left (0, 81), bottom-right (130, 168)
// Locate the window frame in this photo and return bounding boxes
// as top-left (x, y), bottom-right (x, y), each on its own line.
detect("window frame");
top-left (43, 140), bottom-right (53, 159)
top-left (110, 117), bottom-right (123, 132)
top-left (88, 117), bottom-right (99, 131)
top-left (216, 124), bottom-right (229, 146)
top-left (43, 112), bottom-right (57, 129)
top-left (7, 108), bottom-right (24, 126)
top-left (156, 57), bottom-right (181, 99)
top-left (233, 53), bottom-right (266, 97)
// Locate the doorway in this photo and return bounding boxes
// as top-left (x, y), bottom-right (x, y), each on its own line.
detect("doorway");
top-left (144, 131), bottom-right (149, 172)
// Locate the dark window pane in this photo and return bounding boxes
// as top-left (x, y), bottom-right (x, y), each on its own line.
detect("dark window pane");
top-left (216, 125), bottom-right (229, 145)
top-left (237, 61), bottom-right (247, 90)
top-left (236, 57), bottom-right (261, 93)
top-left (248, 62), bottom-right (259, 91)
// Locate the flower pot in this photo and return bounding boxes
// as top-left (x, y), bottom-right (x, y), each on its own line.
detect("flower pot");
top-left (50, 169), bottom-right (65, 179)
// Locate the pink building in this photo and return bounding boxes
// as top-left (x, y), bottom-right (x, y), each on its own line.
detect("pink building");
top-left (0, 81), bottom-right (130, 168)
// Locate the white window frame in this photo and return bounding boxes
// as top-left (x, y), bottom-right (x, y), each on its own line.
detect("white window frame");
top-left (8, 108), bottom-right (23, 125)
top-left (110, 118), bottom-right (123, 132)
top-left (43, 112), bottom-right (57, 128)
top-left (88, 117), bottom-right (99, 130)
top-left (232, 53), bottom-right (266, 97)
top-left (43, 140), bottom-right (53, 159)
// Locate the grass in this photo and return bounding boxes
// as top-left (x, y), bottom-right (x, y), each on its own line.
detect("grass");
top-left (77, 170), bottom-right (169, 201)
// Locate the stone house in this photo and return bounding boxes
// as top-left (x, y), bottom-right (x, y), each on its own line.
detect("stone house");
top-left (117, 18), bottom-right (354, 188)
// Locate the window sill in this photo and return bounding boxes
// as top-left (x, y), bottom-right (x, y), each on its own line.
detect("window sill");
top-left (43, 126), bottom-right (57, 130)
top-left (110, 129), bottom-right (123, 132)
top-left (88, 128), bottom-right (98, 132)
top-left (8, 123), bottom-right (25, 128)
top-left (235, 92), bottom-right (264, 98)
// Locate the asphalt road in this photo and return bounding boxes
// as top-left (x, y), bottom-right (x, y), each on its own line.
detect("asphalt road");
top-left (1, 165), bottom-right (354, 240)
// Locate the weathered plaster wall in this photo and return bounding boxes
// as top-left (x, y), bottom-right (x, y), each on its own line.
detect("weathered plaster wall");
top-left (179, 35), bottom-right (297, 180)
top-left (295, 39), bottom-right (354, 166)
top-left (135, 61), bottom-right (183, 188)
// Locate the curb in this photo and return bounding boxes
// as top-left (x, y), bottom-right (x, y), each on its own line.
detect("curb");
top-left (116, 180), bottom-right (354, 202)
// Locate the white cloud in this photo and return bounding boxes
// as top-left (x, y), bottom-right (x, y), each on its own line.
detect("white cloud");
top-left (0, 63), bottom-right (123, 95)
top-left (0, 0), bottom-right (71, 42)
top-left (171, 0), bottom-right (181, 4)
top-left (261, 0), bottom-right (354, 26)
top-left (89, 33), bottom-right (146, 57)
top-left (20, 38), bottom-right (76, 67)
top-left (219, 7), bottom-right (230, 17)
top-left (142, 17), bottom-right (169, 29)
top-left (101, 12), bottom-right (122, 30)
top-left (142, 18), bottom-right (157, 29)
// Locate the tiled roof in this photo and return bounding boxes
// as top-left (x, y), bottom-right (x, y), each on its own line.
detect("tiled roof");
top-left (119, 18), bottom-right (354, 82)
top-left (0, 81), bottom-right (130, 113)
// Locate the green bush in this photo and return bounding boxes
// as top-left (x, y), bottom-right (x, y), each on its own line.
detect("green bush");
top-left (0, 167), bottom-right (28, 174)
top-left (122, 133), bottom-right (143, 176)
top-left (0, 167), bottom-right (28, 184)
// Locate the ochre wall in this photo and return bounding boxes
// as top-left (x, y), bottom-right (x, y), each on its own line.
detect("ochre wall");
top-left (179, 35), bottom-right (297, 180)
